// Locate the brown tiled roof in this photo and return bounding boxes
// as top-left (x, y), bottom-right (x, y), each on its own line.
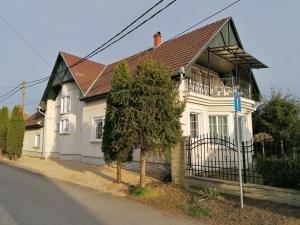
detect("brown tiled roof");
top-left (85, 17), bottom-right (229, 98)
top-left (25, 111), bottom-right (44, 128)
top-left (60, 52), bottom-right (106, 94)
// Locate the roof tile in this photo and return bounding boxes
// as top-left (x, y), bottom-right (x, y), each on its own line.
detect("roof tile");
top-left (60, 52), bottom-right (106, 94)
top-left (85, 17), bottom-right (228, 98)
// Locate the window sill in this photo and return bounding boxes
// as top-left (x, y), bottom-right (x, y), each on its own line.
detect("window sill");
top-left (90, 139), bottom-right (102, 143)
top-left (33, 146), bottom-right (40, 149)
top-left (59, 132), bottom-right (70, 135)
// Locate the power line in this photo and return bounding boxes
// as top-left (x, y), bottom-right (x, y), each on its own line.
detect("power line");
top-left (24, 100), bottom-right (40, 106)
top-left (0, 0), bottom-right (176, 103)
top-left (61, 0), bottom-right (241, 96)
top-left (0, 88), bottom-right (22, 103)
top-left (71, 0), bottom-right (165, 68)
top-left (0, 0), bottom-right (239, 105)
top-left (0, 15), bottom-right (51, 67)
top-left (169, 0), bottom-right (241, 40)
top-left (80, 0), bottom-right (177, 61)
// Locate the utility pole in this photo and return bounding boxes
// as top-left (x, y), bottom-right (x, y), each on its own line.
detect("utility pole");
top-left (21, 81), bottom-right (26, 115)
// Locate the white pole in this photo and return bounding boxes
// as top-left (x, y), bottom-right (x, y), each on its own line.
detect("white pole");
top-left (235, 103), bottom-right (244, 208)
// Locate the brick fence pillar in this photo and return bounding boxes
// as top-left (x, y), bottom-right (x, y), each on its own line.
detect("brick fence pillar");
top-left (171, 138), bottom-right (186, 185)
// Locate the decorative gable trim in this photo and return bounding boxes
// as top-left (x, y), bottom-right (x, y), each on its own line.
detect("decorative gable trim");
top-left (60, 52), bottom-right (85, 95)
top-left (185, 17), bottom-right (231, 70)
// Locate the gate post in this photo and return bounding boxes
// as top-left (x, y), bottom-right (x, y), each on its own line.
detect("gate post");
top-left (171, 137), bottom-right (186, 185)
top-left (242, 142), bottom-right (247, 184)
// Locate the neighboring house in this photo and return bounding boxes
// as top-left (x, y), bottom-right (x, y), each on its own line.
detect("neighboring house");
top-left (23, 111), bottom-right (44, 156)
top-left (23, 17), bottom-right (267, 167)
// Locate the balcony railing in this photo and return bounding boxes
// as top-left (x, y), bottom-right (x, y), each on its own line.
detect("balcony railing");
top-left (185, 78), bottom-right (252, 99)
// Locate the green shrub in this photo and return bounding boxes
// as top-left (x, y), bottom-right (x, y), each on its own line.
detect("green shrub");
top-left (179, 199), bottom-right (211, 218)
top-left (7, 106), bottom-right (25, 160)
top-left (202, 187), bottom-right (219, 200)
top-left (129, 186), bottom-right (157, 198)
top-left (0, 106), bottom-right (9, 155)
top-left (256, 156), bottom-right (300, 188)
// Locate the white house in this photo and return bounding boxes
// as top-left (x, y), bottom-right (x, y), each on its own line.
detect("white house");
top-left (22, 17), bottom-right (267, 169)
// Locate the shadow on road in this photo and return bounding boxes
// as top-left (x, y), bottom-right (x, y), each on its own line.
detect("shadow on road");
top-left (0, 162), bottom-right (105, 225)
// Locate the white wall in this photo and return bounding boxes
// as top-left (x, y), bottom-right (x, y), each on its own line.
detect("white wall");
top-left (81, 99), bottom-right (106, 158)
top-left (42, 82), bottom-right (84, 158)
top-left (56, 82), bottom-right (84, 156)
top-left (23, 127), bottom-right (44, 154)
top-left (181, 91), bottom-right (255, 141)
top-left (44, 99), bottom-right (58, 156)
top-left (35, 78), bottom-right (255, 165)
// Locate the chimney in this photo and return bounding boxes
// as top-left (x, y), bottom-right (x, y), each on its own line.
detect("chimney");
top-left (153, 31), bottom-right (162, 47)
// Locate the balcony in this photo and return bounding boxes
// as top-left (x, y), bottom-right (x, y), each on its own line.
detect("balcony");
top-left (184, 75), bottom-right (252, 99)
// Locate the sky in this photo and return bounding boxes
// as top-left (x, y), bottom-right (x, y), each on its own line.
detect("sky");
top-left (1, 0), bottom-right (300, 114)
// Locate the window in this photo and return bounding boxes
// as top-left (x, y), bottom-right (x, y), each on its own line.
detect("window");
top-left (60, 95), bottom-right (71, 114)
top-left (34, 134), bottom-right (40, 148)
top-left (234, 116), bottom-right (243, 144)
top-left (209, 115), bottom-right (228, 138)
top-left (190, 113), bottom-right (201, 138)
top-left (60, 119), bottom-right (70, 134)
top-left (92, 117), bottom-right (104, 141)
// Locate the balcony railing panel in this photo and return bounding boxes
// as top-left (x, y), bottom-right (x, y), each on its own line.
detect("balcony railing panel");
top-left (185, 79), bottom-right (252, 99)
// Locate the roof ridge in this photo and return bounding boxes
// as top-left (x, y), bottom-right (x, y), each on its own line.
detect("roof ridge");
top-left (162, 17), bottom-right (230, 45)
top-left (60, 51), bottom-right (106, 67)
top-left (62, 17), bottom-right (230, 71)
top-left (85, 65), bottom-right (108, 96)
top-left (96, 17), bottom-right (230, 69)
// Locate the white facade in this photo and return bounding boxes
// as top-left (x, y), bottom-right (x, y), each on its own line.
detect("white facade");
top-left (23, 127), bottom-right (44, 157)
top-left (23, 74), bottom-right (255, 165)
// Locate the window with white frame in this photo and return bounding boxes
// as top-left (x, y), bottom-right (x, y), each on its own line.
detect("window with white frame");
top-left (209, 115), bottom-right (228, 138)
top-left (60, 95), bottom-right (71, 114)
top-left (34, 134), bottom-right (41, 148)
top-left (92, 117), bottom-right (104, 141)
top-left (60, 118), bottom-right (70, 134)
top-left (190, 113), bottom-right (202, 138)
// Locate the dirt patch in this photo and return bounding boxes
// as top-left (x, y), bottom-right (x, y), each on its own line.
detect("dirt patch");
top-left (0, 155), bottom-right (155, 197)
top-left (129, 182), bottom-right (300, 225)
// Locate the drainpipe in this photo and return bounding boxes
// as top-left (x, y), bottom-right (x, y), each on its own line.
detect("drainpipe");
top-left (38, 106), bottom-right (46, 159)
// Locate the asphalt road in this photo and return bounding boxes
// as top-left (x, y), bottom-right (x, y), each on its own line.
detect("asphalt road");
top-left (0, 162), bottom-right (202, 225)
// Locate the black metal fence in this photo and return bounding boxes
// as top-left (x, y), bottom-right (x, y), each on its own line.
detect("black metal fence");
top-left (185, 135), bottom-right (300, 189)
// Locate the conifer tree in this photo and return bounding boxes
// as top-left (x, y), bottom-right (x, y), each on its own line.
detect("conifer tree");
top-left (0, 106), bottom-right (9, 156)
top-left (102, 61), bottom-right (134, 183)
top-left (130, 58), bottom-right (185, 187)
top-left (7, 106), bottom-right (25, 160)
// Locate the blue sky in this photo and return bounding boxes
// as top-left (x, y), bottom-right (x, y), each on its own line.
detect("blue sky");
top-left (1, 0), bottom-right (299, 114)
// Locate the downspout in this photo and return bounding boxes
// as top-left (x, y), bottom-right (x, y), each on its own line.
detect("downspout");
top-left (38, 106), bottom-right (46, 159)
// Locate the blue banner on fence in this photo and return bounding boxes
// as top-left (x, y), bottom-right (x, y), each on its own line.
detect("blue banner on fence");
top-left (234, 91), bottom-right (241, 112)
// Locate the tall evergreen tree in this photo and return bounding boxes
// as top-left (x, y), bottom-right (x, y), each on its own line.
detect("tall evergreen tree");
top-left (102, 61), bottom-right (134, 183)
top-left (253, 90), bottom-right (300, 140)
top-left (7, 106), bottom-right (25, 160)
top-left (130, 58), bottom-right (185, 187)
top-left (0, 106), bottom-right (9, 156)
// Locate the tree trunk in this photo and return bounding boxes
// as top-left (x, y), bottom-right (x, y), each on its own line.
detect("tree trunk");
top-left (140, 148), bottom-right (146, 188)
top-left (116, 160), bottom-right (122, 184)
